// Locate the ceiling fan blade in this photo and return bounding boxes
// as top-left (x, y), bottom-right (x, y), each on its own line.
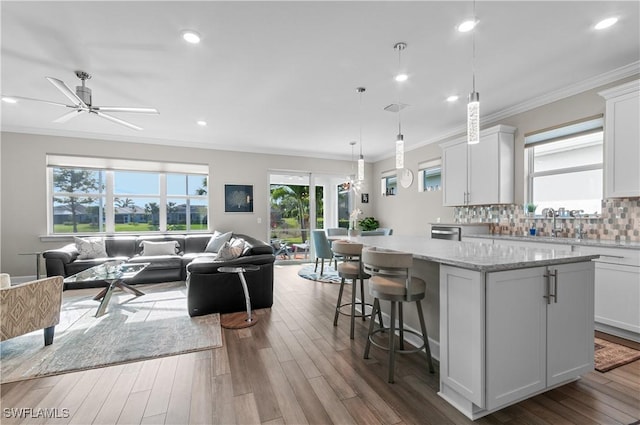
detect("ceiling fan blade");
top-left (94, 111), bottom-right (142, 131)
top-left (46, 76), bottom-right (87, 108)
top-left (3, 95), bottom-right (74, 108)
top-left (93, 106), bottom-right (159, 114)
top-left (53, 109), bottom-right (85, 123)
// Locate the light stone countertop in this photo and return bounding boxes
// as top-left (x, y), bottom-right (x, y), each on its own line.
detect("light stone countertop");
top-left (465, 234), bottom-right (640, 250)
top-left (349, 235), bottom-right (599, 272)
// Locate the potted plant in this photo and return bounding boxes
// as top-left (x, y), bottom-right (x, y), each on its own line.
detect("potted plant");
top-left (358, 216), bottom-right (379, 231)
top-left (525, 203), bottom-right (538, 216)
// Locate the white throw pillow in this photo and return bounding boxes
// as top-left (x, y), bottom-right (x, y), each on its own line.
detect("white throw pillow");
top-left (0, 273), bottom-right (11, 289)
top-left (139, 240), bottom-right (180, 256)
top-left (217, 238), bottom-right (245, 261)
top-left (74, 237), bottom-right (108, 259)
top-left (205, 231), bottom-right (232, 253)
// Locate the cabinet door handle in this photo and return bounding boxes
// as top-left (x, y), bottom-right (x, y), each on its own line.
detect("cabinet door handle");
top-left (543, 270), bottom-right (551, 304)
top-left (550, 269), bottom-right (558, 303)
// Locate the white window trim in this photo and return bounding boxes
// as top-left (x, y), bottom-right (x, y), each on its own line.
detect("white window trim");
top-left (418, 158), bottom-right (442, 193)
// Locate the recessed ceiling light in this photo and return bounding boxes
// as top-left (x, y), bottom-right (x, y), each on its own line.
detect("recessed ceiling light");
top-left (395, 73), bottom-right (408, 82)
top-left (2, 97), bottom-right (17, 104)
top-left (182, 30), bottom-right (201, 44)
top-left (197, 120), bottom-right (207, 126)
top-left (595, 17), bottom-right (618, 30)
top-left (457, 20), bottom-right (477, 33)
top-left (446, 95), bottom-right (459, 102)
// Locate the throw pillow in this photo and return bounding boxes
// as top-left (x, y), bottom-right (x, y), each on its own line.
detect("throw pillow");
top-left (139, 240), bottom-right (180, 256)
top-left (216, 238), bottom-right (245, 261)
top-left (0, 273), bottom-right (10, 289)
top-left (205, 231), bottom-right (232, 253)
top-left (74, 236), bottom-right (108, 259)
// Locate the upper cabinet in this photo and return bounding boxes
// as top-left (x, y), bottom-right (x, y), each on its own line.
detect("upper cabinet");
top-left (599, 80), bottom-right (640, 198)
top-left (441, 125), bottom-right (516, 206)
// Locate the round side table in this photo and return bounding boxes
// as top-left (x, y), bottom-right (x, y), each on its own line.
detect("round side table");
top-left (217, 265), bottom-right (260, 328)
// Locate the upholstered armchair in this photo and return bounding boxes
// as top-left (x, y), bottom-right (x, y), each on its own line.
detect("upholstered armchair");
top-left (0, 276), bottom-right (64, 346)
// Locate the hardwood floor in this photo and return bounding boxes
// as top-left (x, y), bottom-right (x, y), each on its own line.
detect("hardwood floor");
top-left (2, 264), bottom-right (639, 424)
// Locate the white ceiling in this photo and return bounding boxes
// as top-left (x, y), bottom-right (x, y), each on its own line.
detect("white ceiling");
top-left (2, 1), bottom-right (639, 161)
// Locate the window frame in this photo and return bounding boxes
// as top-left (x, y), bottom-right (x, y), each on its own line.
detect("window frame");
top-left (47, 157), bottom-right (209, 235)
top-left (418, 158), bottom-right (442, 193)
top-left (525, 116), bottom-right (603, 213)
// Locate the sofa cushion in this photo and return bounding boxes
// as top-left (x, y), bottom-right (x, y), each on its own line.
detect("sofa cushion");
top-left (127, 255), bottom-right (182, 270)
top-left (74, 237), bottom-right (108, 259)
top-left (139, 240), bottom-right (180, 256)
top-left (184, 234), bottom-right (215, 254)
top-left (135, 235), bottom-right (185, 255)
top-left (205, 231), bottom-right (232, 253)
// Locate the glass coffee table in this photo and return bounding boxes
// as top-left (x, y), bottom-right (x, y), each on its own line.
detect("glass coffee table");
top-left (64, 261), bottom-right (150, 317)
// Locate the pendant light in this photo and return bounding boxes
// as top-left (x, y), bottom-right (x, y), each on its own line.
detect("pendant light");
top-left (394, 42), bottom-right (407, 169)
top-left (467, 0), bottom-right (480, 145)
top-left (356, 87), bottom-right (366, 182)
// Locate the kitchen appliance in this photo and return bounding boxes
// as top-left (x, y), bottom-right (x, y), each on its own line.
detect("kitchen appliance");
top-left (430, 223), bottom-right (490, 241)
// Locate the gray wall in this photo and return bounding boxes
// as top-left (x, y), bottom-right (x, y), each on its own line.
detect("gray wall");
top-left (0, 132), bottom-right (372, 276)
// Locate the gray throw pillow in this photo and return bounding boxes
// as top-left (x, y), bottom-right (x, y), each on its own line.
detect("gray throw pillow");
top-left (205, 231), bottom-right (232, 253)
top-left (74, 236), bottom-right (108, 259)
top-left (139, 240), bottom-right (179, 256)
top-left (216, 238), bottom-right (245, 261)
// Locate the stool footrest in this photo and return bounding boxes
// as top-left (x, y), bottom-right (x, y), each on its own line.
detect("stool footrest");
top-left (336, 302), bottom-right (375, 318)
top-left (367, 327), bottom-right (426, 354)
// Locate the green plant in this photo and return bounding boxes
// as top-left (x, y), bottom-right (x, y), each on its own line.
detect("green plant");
top-left (358, 216), bottom-right (379, 231)
top-left (525, 203), bottom-right (538, 213)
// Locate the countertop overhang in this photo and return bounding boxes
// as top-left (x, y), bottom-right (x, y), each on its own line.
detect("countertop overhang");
top-left (349, 235), bottom-right (599, 272)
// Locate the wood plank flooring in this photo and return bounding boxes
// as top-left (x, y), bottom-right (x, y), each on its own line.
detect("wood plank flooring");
top-left (2, 264), bottom-right (639, 424)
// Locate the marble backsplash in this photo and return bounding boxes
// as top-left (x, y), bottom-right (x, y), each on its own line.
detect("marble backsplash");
top-left (453, 198), bottom-right (640, 242)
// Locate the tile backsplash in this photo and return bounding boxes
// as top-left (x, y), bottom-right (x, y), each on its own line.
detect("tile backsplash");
top-left (453, 198), bottom-right (640, 242)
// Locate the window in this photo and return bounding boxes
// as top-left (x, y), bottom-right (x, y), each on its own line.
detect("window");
top-left (525, 116), bottom-right (603, 215)
top-left (48, 156), bottom-right (208, 234)
top-left (380, 174), bottom-right (398, 196)
top-left (418, 159), bottom-right (442, 192)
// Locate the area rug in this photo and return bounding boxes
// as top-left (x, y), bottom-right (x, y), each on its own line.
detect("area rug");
top-left (297, 264), bottom-right (342, 283)
top-left (594, 337), bottom-right (640, 372)
top-left (0, 281), bottom-right (222, 384)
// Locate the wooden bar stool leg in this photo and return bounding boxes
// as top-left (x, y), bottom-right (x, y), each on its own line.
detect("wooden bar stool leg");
top-left (416, 300), bottom-right (435, 373)
top-left (333, 277), bottom-right (346, 326)
top-left (388, 301), bottom-right (397, 383)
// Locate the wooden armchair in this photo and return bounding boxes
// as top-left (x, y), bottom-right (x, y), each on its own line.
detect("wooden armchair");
top-left (0, 276), bottom-right (64, 346)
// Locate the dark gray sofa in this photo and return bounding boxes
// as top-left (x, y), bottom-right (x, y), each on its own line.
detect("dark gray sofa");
top-left (43, 233), bottom-right (274, 288)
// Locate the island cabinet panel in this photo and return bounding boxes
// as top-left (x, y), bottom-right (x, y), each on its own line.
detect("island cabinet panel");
top-left (440, 261), bottom-right (595, 419)
top-left (485, 267), bottom-right (547, 411)
top-left (439, 266), bottom-right (484, 407)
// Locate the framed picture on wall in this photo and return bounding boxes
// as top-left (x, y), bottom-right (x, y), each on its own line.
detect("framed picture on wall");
top-left (225, 184), bottom-right (253, 213)
top-left (361, 193), bottom-right (369, 203)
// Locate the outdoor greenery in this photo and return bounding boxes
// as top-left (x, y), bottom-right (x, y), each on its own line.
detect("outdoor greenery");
top-left (53, 169), bottom-right (101, 233)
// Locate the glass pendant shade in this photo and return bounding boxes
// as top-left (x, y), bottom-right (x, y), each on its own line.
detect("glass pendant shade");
top-left (467, 91), bottom-right (480, 144)
top-left (357, 156), bottom-right (365, 181)
top-left (395, 134), bottom-right (404, 169)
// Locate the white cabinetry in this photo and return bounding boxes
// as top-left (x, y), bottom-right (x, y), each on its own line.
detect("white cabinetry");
top-left (439, 261), bottom-right (594, 419)
top-left (599, 80), bottom-right (640, 198)
top-left (441, 125), bottom-right (516, 206)
top-left (575, 245), bottom-right (640, 341)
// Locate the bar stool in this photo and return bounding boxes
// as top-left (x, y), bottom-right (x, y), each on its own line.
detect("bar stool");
top-left (332, 240), bottom-right (383, 339)
top-left (362, 246), bottom-right (434, 383)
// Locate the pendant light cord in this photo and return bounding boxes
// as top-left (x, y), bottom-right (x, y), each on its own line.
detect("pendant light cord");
top-left (472, 0), bottom-right (476, 93)
top-left (397, 47), bottom-right (403, 134)
top-left (358, 89), bottom-right (363, 158)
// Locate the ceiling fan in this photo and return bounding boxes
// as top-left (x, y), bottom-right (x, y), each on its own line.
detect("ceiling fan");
top-left (4, 71), bottom-right (159, 130)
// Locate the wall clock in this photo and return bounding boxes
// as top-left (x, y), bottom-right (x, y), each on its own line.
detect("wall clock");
top-left (400, 168), bottom-right (414, 188)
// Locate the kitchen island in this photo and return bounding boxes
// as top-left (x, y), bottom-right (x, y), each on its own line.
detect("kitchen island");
top-left (350, 235), bottom-right (599, 420)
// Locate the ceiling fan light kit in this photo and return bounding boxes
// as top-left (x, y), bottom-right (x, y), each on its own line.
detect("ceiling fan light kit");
top-left (4, 70), bottom-right (158, 131)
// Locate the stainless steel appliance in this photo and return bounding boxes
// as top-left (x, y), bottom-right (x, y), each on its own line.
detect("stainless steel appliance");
top-left (431, 225), bottom-right (461, 241)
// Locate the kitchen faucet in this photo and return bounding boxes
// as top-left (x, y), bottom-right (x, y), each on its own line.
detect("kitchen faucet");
top-left (570, 210), bottom-right (586, 239)
top-left (546, 208), bottom-right (561, 237)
